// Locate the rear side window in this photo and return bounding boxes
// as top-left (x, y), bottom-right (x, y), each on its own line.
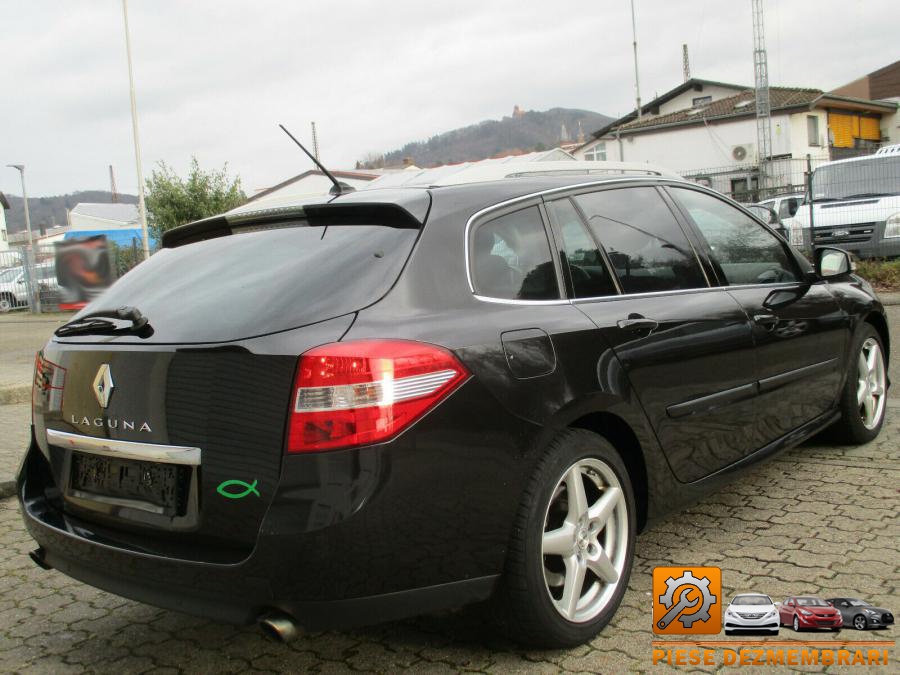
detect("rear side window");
top-left (546, 198), bottom-right (618, 298)
top-left (471, 206), bottom-right (559, 300)
top-left (670, 187), bottom-right (799, 285)
top-left (574, 187), bottom-right (707, 294)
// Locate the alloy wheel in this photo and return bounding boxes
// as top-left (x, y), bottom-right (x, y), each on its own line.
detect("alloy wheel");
top-left (793, 616), bottom-right (800, 632)
top-left (0, 297), bottom-right (11, 313)
top-left (854, 615), bottom-right (867, 630)
top-left (857, 337), bottom-right (886, 430)
top-left (541, 458), bottom-right (628, 623)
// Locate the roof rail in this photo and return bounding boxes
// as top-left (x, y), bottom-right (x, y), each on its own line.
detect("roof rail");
top-left (426, 160), bottom-right (681, 186)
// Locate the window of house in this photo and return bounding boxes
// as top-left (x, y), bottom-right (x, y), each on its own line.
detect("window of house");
top-left (573, 187), bottom-right (707, 294)
top-left (807, 115), bottom-right (820, 146)
top-left (471, 206), bottom-right (560, 300)
top-left (670, 187), bottom-right (799, 285)
top-left (692, 95), bottom-right (712, 107)
top-left (546, 198), bottom-right (618, 298)
top-left (584, 143), bottom-right (607, 161)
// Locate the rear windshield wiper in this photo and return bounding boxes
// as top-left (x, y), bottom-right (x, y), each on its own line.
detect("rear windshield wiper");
top-left (55, 306), bottom-right (151, 338)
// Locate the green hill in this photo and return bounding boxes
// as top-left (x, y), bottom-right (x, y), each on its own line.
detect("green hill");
top-left (361, 107), bottom-right (612, 169)
top-left (3, 191), bottom-right (138, 234)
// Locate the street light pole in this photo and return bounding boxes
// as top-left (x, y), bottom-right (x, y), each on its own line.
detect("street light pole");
top-left (7, 165), bottom-right (33, 249)
top-left (6, 164), bottom-right (41, 313)
top-left (122, 0), bottom-right (151, 261)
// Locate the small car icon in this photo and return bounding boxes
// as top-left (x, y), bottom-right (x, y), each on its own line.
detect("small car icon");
top-left (778, 596), bottom-right (843, 631)
top-left (724, 593), bottom-right (780, 635)
top-left (826, 598), bottom-right (894, 631)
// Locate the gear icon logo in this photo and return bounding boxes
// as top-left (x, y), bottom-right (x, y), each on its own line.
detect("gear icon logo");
top-left (652, 566), bottom-right (722, 634)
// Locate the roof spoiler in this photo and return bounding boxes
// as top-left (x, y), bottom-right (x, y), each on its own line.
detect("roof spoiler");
top-left (162, 201), bottom-right (426, 249)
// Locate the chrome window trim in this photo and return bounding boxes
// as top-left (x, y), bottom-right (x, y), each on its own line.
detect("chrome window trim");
top-left (47, 429), bottom-right (201, 466)
top-left (464, 175), bottom-right (675, 299)
top-left (570, 281), bottom-right (803, 304)
top-left (473, 295), bottom-right (571, 306)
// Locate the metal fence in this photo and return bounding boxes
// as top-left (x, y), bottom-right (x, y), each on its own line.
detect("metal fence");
top-left (0, 236), bottom-right (148, 314)
top-left (681, 150), bottom-right (900, 260)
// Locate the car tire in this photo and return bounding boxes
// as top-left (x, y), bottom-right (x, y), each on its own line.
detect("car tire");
top-left (831, 323), bottom-right (888, 444)
top-left (793, 616), bottom-right (801, 632)
top-left (0, 294), bottom-right (13, 313)
top-left (831, 627), bottom-right (840, 632)
top-left (853, 615), bottom-right (868, 631)
top-left (494, 429), bottom-right (636, 648)
top-left (725, 629), bottom-right (734, 636)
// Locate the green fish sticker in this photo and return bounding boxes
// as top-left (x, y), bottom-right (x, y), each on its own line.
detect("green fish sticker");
top-left (216, 479), bottom-right (260, 499)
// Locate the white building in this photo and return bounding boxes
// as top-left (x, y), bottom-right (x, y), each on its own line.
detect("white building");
top-left (68, 203), bottom-right (139, 231)
top-left (0, 193), bottom-right (9, 252)
top-left (574, 78), bottom-right (897, 201)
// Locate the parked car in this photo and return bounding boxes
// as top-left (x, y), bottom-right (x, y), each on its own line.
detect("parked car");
top-left (778, 596), bottom-right (843, 631)
top-left (826, 598), bottom-right (894, 630)
top-left (791, 145), bottom-right (900, 258)
top-left (724, 593), bottom-right (780, 635)
top-left (756, 193), bottom-right (805, 223)
top-left (0, 262), bottom-right (59, 312)
top-left (17, 164), bottom-right (890, 648)
top-left (745, 203), bottom-right (787, 238)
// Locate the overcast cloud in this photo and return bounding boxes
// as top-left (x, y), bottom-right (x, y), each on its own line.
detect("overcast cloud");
top-left (1, 0), bottom-right (896, 198)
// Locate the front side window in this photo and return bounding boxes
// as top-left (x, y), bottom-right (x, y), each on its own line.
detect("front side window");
top-left (574, 187), bottom-right (707, 294)
top-left (471, 206), bottom-right (559, 300)
top-left (670, 187), bottom-right (799, 285)
top-left (546, 198), bottom-right (617, 298)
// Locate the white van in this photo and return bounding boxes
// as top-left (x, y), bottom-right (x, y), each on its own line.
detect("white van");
top-left (791, 145), bottom-right (900, 258)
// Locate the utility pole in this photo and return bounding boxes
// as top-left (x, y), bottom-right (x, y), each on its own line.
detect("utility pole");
top-left (752, 0), bottom-right (772, 195)
top-left (122, 0), bottom-right (151, 261)
top-left (682, 44), bottom-right (691, 82)
top-left (311, 121), bottom-right (320, 161)
top-left (630, 0), bottom-right (642, 119)
top-left (6, 164), bottom-right (40, 313)
top-left (109, 165), bottom-right (119, 203)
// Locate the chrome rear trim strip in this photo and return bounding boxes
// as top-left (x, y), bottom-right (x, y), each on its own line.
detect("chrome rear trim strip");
top-left (47, 429), bottom-right (201, 466)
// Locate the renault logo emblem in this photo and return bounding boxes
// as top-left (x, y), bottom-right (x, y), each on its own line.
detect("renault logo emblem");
top-left (92, 364), bottom-right (114, 408)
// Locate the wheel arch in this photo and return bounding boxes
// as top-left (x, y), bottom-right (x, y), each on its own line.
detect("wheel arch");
top-left (864, 310), bottom-right (890, 364)
top-left (568, 411), bottom-right (649, 532)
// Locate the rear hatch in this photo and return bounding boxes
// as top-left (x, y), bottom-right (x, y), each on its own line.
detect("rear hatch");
top-left (32, 199), bottom-right (426, 562)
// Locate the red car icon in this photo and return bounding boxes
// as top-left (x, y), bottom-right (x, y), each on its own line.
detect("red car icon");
top-left (778, 596), bottom-right (843, 631)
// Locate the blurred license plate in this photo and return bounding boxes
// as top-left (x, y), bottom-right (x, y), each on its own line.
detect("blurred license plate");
top-left (71, 452), bottom-right (187, 515)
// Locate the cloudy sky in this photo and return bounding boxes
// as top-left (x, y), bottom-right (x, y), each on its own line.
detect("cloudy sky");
top-left (1, 0), bottom-right (896, 198)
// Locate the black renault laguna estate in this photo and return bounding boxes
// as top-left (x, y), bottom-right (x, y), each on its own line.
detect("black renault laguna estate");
top-left (18, 167), bottom-right (890, 647)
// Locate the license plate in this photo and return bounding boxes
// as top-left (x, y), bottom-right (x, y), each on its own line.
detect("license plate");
top-left (71, 452), bottom-right (189, 516)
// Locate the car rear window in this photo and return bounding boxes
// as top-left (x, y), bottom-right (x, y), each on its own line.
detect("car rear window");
top-left (66, 223), bottom-right (418, 344)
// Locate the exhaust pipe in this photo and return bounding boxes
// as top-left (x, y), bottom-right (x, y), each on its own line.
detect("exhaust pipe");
top-left (259, 612), bottom-right (302, 643)
top-left (29, 548), bottom-right (52, 570)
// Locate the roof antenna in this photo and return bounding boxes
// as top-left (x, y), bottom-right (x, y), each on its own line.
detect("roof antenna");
top-left (278, 123), bottom-right (354, 196)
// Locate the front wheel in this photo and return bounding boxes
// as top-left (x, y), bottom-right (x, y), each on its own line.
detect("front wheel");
top-left (853, 615), bottom-right (868, 631)
top-left (831, 324), bottom-right (888, 443)
top-left (0, 294), bottom-right (13, 313)
top-left (793, 616), bottom-right (801, 632)
top-left (495, 429), bottom-right (636, 648)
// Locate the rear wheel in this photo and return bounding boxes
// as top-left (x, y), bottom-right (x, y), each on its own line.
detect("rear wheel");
top-left (495, 429), bottom-right (636, 647)
top-left (831, 324), bottom-right (887, 444)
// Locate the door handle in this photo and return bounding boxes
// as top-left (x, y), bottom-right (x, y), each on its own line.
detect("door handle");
top-left (617, 317), bottom-right (658, 331)
top-left (753, 313), bottom-right (779, 327)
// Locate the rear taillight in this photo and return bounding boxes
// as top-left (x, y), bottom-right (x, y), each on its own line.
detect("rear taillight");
top-left (33, 351), bottom-right (66, 409)
top-left (286, 340), bottom-right (469, 453)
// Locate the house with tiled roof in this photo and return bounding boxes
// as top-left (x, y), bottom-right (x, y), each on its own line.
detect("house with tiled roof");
top-left (574, 77), bottom-right (897, 201)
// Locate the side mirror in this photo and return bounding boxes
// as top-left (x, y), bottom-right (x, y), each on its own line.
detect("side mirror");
top-left (815, 247), bottom-right (854, 278)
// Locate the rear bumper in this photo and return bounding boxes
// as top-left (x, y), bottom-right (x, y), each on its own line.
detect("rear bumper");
top-left (17, 414), bottom-right (516, 629)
